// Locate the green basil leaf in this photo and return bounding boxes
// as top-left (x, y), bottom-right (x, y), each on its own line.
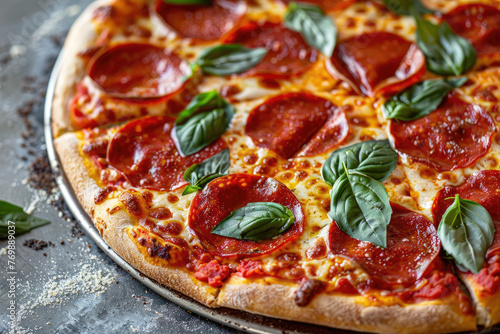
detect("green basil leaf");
top-left (176, 90), bottom-right (232, 125)
top-left (284, 2), bottom-right (337, 57)
top-left (174, 108), bottom-right (232, 156)
top-left (162, 0), bottom-right (211, 5)
top-left (182, 149), bottom-right (230, 195)
top-left (174, 91), bottom-right (234, 156)
top-left (381, 0), bottom-right (432, 15)
top-left (321, 140), bottom-right (397, 186)
top-left (438, 195), bottom-right (495, 274)
top-left (212, 202), bottom-right (295, 241)
top-left (328, 169), bottom-right (392, 248)
top-left (415, 15), bottom-right (476, 76)
top-left (383, 77), bottom-right (467, 121)
top-left (0, 200), bottom-right (50, 237)
top-left (194, 44), bottom-right (267, 76)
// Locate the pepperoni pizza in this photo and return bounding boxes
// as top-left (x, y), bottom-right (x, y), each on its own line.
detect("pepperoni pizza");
top-left (51, 0), bottom-right (500, 332)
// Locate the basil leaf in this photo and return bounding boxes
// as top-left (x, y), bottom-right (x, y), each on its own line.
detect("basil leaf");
top-left (321, 140), bottom-right (397, 186)
top-left (175, 108), bottom-right (232, 156)
top-left (284, 2), bottom-right (337, 57)
top-left (212, 202), bottom-right (295, 241)
top-left (415, 15), bottom-right (476, 76)
top-left (194, 44), bottom-right (267, 76)
top-left (383, 77), bottom-right (467, 121)
top-left (174, 91), bottom-right (234, 156)
top-left (0, 200), bottom-right (50, 237)
top-left (438, 195), bottom-right (495, 274)
top-left (182, 149), bottom-right (230, 195)
top-left (162, 0), bottom-right (211, 4)
top-left (381, 0), bottom-right (431, 15)
top-left (329, 168), bottom-right (391, 248)
top-left (176, 90), bottom-right (232, 125)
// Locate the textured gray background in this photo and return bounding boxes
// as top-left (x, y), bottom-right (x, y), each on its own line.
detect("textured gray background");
top-left (0, 1), bottom-right (237, 333)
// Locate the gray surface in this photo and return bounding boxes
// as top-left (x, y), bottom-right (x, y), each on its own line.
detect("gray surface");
top-left (0, 1), bottom-right (237, 333)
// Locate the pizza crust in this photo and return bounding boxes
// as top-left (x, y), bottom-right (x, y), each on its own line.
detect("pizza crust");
top-left (52, 0), bottom-right (111, 137)
top-left (218, 276), bottom-right (477, 334)
top-left (54, 132), bottom-right (100, 216)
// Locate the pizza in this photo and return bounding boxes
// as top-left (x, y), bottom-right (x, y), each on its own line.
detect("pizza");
top-left (50, 0), bottom-right (500, 332)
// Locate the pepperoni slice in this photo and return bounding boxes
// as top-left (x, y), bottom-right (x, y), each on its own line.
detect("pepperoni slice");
top-left (326, 32), bottom-right (425, 96)
top-left (432, 170), bottom-right (500, 257)
top-left (329, 203), bottom-right (440, 285)
top-left (390, 94), bottom-right (496, 172)
top-left (443, 5), bottom-right (500, 57)
top-left (155, 0), bottom-right (246, 41)
top-left (223, 21), bottom-right (319, 78)
top-left (275, 0), bottom-right (355, 11)
top-left (245, 93), bottom-right (349, 158)
top-left (189, 174), bottom-right (305, 258)
top-left (107, 116), bottom-right (226, 191)
top-left (88, 43), bottom-right (189, 99)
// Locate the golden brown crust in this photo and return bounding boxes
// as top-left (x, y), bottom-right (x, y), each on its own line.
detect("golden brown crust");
top-left (217, 276), bottom-right (477, 334)
top-left (92, 198), bottom-right (219, 306)
top-left (52, 0), bottom-right (111, 137)
top-left (54, 132), bottom-right (100, 216)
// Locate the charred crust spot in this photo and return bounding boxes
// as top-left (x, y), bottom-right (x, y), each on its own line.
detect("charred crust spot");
top-left (137, 237), bottom-right (147, 246)
top-left (294, 278), bottom-right (326, 307)
top-left (148, 243), bottom-right (172, 260)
